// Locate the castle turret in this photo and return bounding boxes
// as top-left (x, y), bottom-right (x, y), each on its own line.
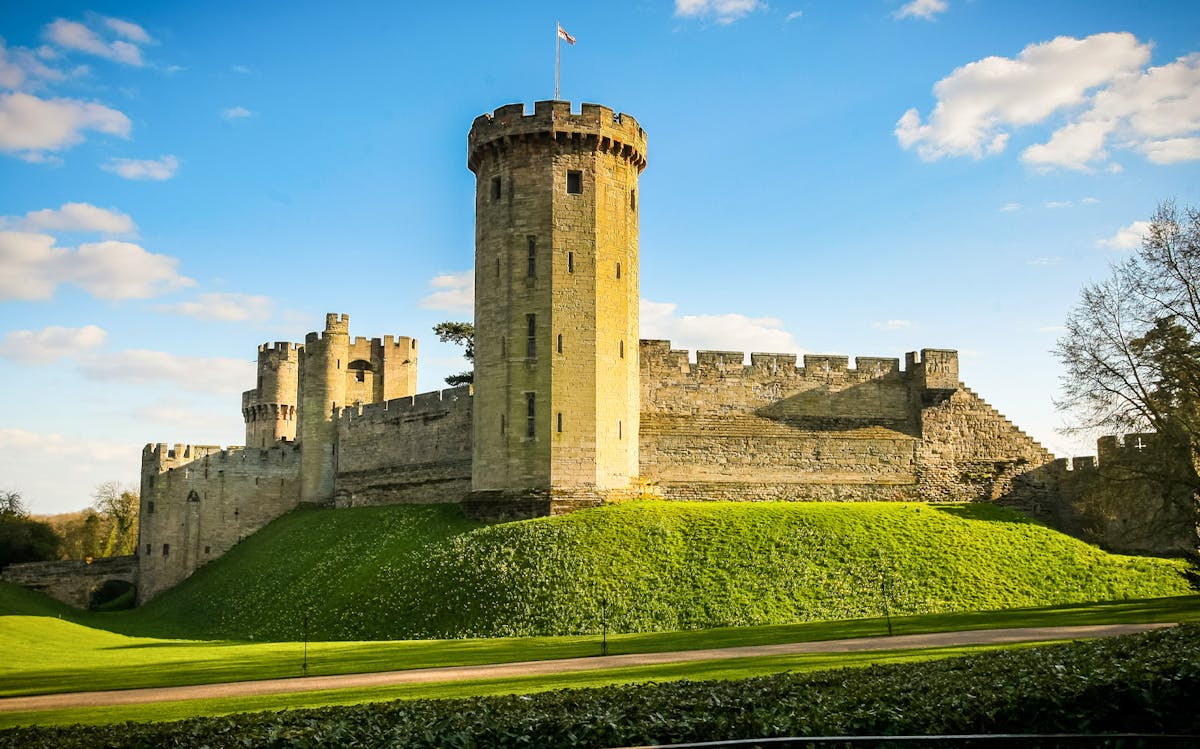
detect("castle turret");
top-left (467, 101), bottom-right (647, 511)
top-left (298, 313), bottom-right (350, 502)
top-left (242, 342), bottom-right (300, 448)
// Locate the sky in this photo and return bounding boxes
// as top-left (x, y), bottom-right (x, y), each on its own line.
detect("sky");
top-left (1, 0), bottom-right (1198, 514)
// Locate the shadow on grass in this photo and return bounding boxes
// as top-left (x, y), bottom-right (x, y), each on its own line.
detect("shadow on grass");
top-left (928, 503), bottom-right (1044, 525)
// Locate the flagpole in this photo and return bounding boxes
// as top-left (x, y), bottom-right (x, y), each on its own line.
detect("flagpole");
top-left (555, 20), bottom-right (561, 100)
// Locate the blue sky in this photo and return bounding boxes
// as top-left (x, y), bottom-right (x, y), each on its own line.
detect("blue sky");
top-left (2, 1), bottom-right (1198, 514)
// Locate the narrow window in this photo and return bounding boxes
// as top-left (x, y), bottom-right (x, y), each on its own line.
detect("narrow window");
top-left (618, 420), bottom-right (623, 439)
top-left (527, 236), bottom-right (537, 277)
top-left (162, 543), bottom-right (170, 557)
top-left (631, 189), bottom-right (637, 210)
top-left (496, 257), bottom-right (500, 278)
top-left (557, 334), bottom-right (563, 353)
top-left (501, 413), bottom-right (506, 434)
top-left (501, 336), bottom-right (506, 358)
top-left (205, 545), bottom-right (211, 554)
top-left (491, 176), bottom-right (501, 201)
top-left (567, 251), bottom-right (574, 273)
top-left (616, 262), bottom-right (622, 279)
top-left (526, 314), bottom-right (537, 358)
top-left (619, 340), bottom-right (624, 358)
top-left (567, 170), bottom-right (582, 194)
top-left (146, 544), bottom-right (151, 555)
top-left (526, 393), bottom-right (536, 438)
top-left (147, 500), bottom-right (155, 514)
top-left (557, 412), bottom-right (563, 433)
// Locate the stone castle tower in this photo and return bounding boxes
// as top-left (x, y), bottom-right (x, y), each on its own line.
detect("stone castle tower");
top-left (467, 101), bottom-right (647, 510)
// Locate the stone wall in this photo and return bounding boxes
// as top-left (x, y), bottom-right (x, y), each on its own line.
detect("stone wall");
top-left (639, 340), bottom-right (923, 501)
top-left (334, 385), bottom-right (473, 507)
top-left (1, 555), bottom-right (136, 609)
top-left (1055, 433), bottom-right (1198, 555)
top-left (137, 442), bottom-right (301, 602)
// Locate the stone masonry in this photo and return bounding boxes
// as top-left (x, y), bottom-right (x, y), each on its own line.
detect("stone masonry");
top-left (128, 100), bottom-right (1107, 603)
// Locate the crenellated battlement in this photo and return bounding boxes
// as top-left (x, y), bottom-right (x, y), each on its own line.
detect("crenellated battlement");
top-left (142, 441), bottom-right (299, 473)
top-left (468, 100), bottom-right (647, 173)
top-left (338, 385), bottom-right (472, 426)
top-left (257, 341), bottom-right (302, 356)
top-left (640, 339), bottom-right (911, 383)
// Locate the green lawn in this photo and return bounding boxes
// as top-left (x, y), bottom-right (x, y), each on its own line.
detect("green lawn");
top-left (80, 501), bottom-right (1194, 641)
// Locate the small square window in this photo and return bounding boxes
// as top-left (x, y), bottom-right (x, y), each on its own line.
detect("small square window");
top-left (205, 545), bottom-right (211, 554)
top-left (566, 170), bottom-right (582, 194)
top-left (147, 500), bottom-right (155, 514)
top-left (162, 543), bottom-right (170, 557)
top-left (491, 176), bottom-right (501, 201)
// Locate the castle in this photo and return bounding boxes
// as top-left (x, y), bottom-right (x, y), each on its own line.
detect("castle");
top-left (135, 100), bottom-right (1172, 604)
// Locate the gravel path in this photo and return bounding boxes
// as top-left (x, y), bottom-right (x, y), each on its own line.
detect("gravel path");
top-left (0, 623), bottom-right (1172, 713)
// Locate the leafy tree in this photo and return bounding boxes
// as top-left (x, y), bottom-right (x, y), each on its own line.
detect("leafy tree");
top-left (0, 490), bottom-right (62, 569)
top-left (434, 321), bottom-right (475, 386)
top-left (92, 481), bottom-right (140, 557)
top-left (1055, 201), bottom-right (1200, 537)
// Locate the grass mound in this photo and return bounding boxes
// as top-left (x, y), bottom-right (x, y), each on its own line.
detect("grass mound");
top-left (89, 501), bottom-right (1191, 641)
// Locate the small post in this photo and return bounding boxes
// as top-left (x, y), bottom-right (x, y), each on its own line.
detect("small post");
top-left (881, 574), bottom-right (893, 637)
top-left (302, 613), bottom-right (309, 675)
top-left (601, 595), bottom-right (608, 657)
top-left (554, 20), bottom-right (560, 100)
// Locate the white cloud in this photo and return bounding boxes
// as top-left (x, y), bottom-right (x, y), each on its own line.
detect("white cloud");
top-left (872, 319), bottom-right (912, 331)
top-left (419, 271), bottom-right (474, 312)
top-left (896, 33), bottom-right (1200, 170)
top-left (0, 325), bottom-right (107, 364)
top-left (1000, 202), bottom-right (1022, 212)
top-left (231, 65), bottom-right (252, 74)
top-left (785, 11), bottom-right (804, 22)
top-left (1044, 200), bottom-right (1073, 209)
top-left (0, 91), bottom-right (130, 156)
top-left (80, 350), bottom-right (253, 395)
top-left (894, 0), bottom-right (948, 21)
top-left (675, 0), bottom-right (764, 25)
top-left (7, 202), bottom-right (136, 235)
top-left (103, 18), bottom-right (152, 45)
top-left (1097, 220), bottom-right (1151, 251)
top-left (102, 154), bottom-right (179, 180)
top-left (641, 300), bottom-right (802, 355)
top-left (0, 230), bottom-right (193, 300)
top-left (0, 38), bottom-right (68, 90)
top-left (0, 428), bottom-right (141, 514)
top-left (157, 292), bottom-right (273, 322)
top-left (1081, 196), bottom-right (1100, 204)
top-left (72, 240), bottom-right (194, 299)
top-left (221, 105), bottom-right (254, 121)
top-left (44, 18), bottom-right (150, 66)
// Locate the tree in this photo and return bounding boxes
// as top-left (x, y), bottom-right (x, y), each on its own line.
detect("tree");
top-left (434, 321), bottom-right (475, 386)
top-left (91, 482), bottom-right (139, 557)
top-left (1055, 201), bottom-right (1200, 542)
top-left (0, 490), bottom-right (61, 569)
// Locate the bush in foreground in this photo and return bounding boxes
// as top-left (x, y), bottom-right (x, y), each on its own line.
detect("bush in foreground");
top-left (4, 624), bottom-right (1197, 748)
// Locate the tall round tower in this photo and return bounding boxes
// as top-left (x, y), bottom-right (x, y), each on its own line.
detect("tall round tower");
top-left (467, 100), bottom-right (647, 512)
top-left (298, 313), bottom-right (349, 503)
top-left (242, 342), bottom-right (300, 448)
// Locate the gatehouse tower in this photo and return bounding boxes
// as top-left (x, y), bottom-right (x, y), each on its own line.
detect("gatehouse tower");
top-left (467, 101), bottom-right (647, 513)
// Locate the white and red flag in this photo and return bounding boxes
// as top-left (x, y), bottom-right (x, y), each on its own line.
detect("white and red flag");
top-left (557, 24), bottom-right (576, 45)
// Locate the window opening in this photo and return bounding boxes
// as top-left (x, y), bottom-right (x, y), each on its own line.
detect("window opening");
top-left (501, 337), bottom-right (506, 358)
top-left (526, 393), bottom-right (536, 438)
top-left (491, 176), bottom-right (501, 201)
top-left (566, 170), bottom-right (582, 194)
top-left (526, 314), bottom-right (537, 358)
top-left (496, 257), bottom-right (500, 277)
top-left (501, 413), bottom-right (506, 434)
top-left (631, 189), bottom-right (637, 210)
top-left (147, 501), bottom-right (155, 514)
top-left (557, 412), bottom-right (563, 433)
top-left (619, 340), bottom-right (624, 358)
top-left (618, 420), bottom-right (623, 439)
top-left (527, 236), bottom-right (537, 277)
top-left (145, 544), bottom-right (151, 556)
top-left (616, 262), bottom-right (621, 279)
top-left (568, 251), bottom-right (574, 273)
top-left (162, 543), bottom-right (170, 557)
top-left (557, 334), bottom-right (563, 353)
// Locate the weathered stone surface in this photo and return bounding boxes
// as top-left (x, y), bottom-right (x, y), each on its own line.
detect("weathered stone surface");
top-left (1, 556), bottom-right (136, 609)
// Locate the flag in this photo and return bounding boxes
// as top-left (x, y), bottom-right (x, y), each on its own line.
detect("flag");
top-left (557, 24), bottom-right (576, 45)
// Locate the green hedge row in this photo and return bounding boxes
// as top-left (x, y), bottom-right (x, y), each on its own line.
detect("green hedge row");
top-left (4, 625), bottom-right (1198, 748)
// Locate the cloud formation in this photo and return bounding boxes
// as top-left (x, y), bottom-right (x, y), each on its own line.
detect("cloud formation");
top-left (896, 33), bottom-right (1200, 170)
top-left (641, 300), bottom-right (802, 355)
top-left (0, 91), bottom-right (130, 157)
top-left (894, 0), bottom-right (948, 21)
top-left (419, 271), bottom-right (474, 312)
top-left (102, 154), bottom-right (179, 180)
top-left (157, 292), bottom-right (274, 322)
top-left (221, 105), bottom-right (254, 121)
top-left (44, 17), bottom-right (152, 66)
top-left (0, 325), bottom-right (107, 364)
top-left (675, 0), bottom-right (764, 25)
top-left (6, 202), bottom-right (136, 235)
top-left (1097, 220), bottom-right (1151, 250)
top-left (80, 349), bottom-right (253, 394)
top-left (0, 230), bottom-right (193, 301)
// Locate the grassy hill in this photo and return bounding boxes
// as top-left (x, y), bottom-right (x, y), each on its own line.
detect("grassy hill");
top-left (81, 501), bottom-right (1191, 641)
